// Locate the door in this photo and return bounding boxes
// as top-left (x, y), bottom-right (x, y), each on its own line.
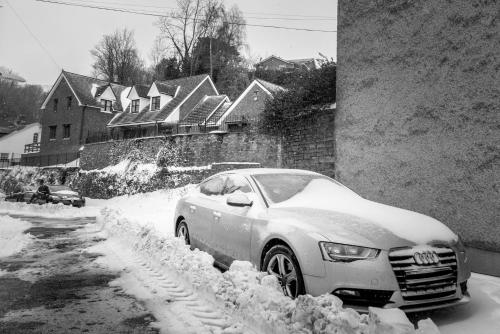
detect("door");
top-left (187, 175), bottom-right (226, 254)
top-left (211, 174), bottom-right (256, 268)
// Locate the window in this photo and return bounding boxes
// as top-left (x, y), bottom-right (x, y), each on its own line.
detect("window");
top-left (63, 124), bottom-right (71, 139)
top-left (253, 90), bottom-right (259, 101)
top-left (151, 96), bottom-right (160, 110)
top-left (53, 98), bottom-right (58, 112)
top-left (223, 175), bottom-right (253, 194)
top-left (49, 126), bottom-right (57, 140)
top-left (66, 96), bottom-right (72, 109)
top-left (102, 99), bottom-right (113, 112)
top-left (131, 99), bottom-right (140, 113)
top-left (0, 153), bottom-right (9, 161)
top-left (33, 133), bottom-right (38, 143)
top-left (200, 176), bottom-right (225, 196)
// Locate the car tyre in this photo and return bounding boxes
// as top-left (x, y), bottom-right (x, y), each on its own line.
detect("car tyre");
top-left (175, 220), bottom-right (190, 245)
top-left (263, 245), bottom-right (305, 299)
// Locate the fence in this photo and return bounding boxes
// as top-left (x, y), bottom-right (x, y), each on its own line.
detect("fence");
top-left (20, 152), bottom-right (80, 168)
top-left (85, 115), bottom-right (261, 144)
top-left (0, 153), bottom-right (22, 168)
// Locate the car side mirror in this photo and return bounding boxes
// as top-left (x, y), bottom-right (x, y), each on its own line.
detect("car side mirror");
top-left (227, 193), bottom-right (253, 207)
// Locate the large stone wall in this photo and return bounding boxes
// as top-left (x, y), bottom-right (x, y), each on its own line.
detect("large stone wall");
top-left (81, 130), bottom-right (280, 171)
top-left (81, 109), bottom-right (336, 176)
top-left (337, 0), bottom-right (500, 252)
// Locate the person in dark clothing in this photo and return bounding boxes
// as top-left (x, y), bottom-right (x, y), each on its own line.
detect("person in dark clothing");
top-left (30, 179), bottom-right (50, 203)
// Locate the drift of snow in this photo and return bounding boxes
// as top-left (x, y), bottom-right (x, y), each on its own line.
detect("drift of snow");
top-left (0, 201), bottom-right (99, 219)
top-left (0, 215), bottom-right (33, 257)
top-left (273, 178), bottom-right (457, 245)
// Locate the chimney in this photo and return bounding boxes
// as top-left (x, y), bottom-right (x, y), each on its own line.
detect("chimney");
top-left (113, 74), bottom-right (119, 83)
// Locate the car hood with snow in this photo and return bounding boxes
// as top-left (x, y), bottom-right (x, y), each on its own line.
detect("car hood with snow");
top-left (266, 179), bottom-right (457, 250)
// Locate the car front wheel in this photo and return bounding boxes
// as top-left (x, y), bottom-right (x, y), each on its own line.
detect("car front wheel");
top-left (175, 220), bottom-right (190, 245)
top-left (263, 245), bottom-right (305, 299)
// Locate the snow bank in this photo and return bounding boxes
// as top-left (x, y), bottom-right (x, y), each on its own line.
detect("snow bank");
top-left (0, 215), bottom-right (33, 257)
top-left (0, 201), bottom-right (98, 219)
top-left (96, 187), bottom-right (439, 334)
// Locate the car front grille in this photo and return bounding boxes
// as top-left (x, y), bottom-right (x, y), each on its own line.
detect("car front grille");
top-left (389, 247), bottom-right (458, 301)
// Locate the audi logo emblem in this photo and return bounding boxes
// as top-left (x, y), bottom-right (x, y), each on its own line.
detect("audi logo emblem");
top-left (413, 251), bottom-right (440, 265)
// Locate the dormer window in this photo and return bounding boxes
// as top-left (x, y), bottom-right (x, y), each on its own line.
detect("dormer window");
top-left (131, 99), bottom-right (140, 113)
top-left (151, 96), bottom-right (160, 110)
top-left (102, 99), bottom-right (113, 112)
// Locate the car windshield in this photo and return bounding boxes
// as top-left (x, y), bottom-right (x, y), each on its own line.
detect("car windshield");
top-left (252, 173), bottom-right (360, 207)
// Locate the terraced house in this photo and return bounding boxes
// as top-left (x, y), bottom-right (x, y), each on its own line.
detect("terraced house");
top-left (25, 70), bottom-right (285, 166)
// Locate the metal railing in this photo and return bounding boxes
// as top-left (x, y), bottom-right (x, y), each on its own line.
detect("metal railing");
top-left (85, 115), bottom-right (260, 144)
top-left (0, 153), bottom-right (22, 168)
top-left (24, 142), bottom-right (40, 153)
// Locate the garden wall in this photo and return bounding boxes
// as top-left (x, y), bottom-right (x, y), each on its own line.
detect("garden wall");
top-left (80, 109), bottom-right (336, 177)
top-left (336, 0), bottom-right (500, 260)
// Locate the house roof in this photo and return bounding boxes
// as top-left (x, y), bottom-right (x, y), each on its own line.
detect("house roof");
top-left (154, 82), bottom-right (178, 96)
top-left (0, 66), bottom-right (26, 83)
top-left (134, 84), bottom-right (150, 98)
top-left (216, 79), bottom-right (285, 125)
top-left (41, 71), bottom-right (128, 111)
top-left (256, 55), bottom-right (292, 66)
top-left (206, 102), bottom-right (232, 125)
top-left (94, 85), bottom-right (108, 97)
top-left (108, 74), bottom-right (215, 127)
top-left (255, 79), bottom-right (286, 95)
top-left (182, 95), bottom-right (228, 124)
top-left (288, 58), bottom-right (318, 70)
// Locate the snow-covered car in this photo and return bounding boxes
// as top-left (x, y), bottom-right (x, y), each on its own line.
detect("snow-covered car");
top-left (174, 168), bottom-right (471, 312)
top-left (4, 185), bottom-right (37, 203)
top-left (47, 185), bottom-right (85, 207)
top-left (4, 184), bottom-right (85, 207)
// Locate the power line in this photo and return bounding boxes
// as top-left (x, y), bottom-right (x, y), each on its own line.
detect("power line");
top-left (63, 0), bottom-right (337, 20)
top-left (5, 0), bottom-right (61, 70)
top-left (35, 0), bottom-right (337, 33)
top-left (71, 0), bottom-right (337, 21)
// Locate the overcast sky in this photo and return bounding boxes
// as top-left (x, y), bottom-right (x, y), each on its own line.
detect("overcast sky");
top-left (0, 0), bottom-right (337, 86)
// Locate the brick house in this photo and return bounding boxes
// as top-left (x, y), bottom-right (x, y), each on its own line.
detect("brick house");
top-left (255, 55), bottom-right (319, 71)
top-left (107, 74), bottom-right (228, 136)
top-left (216, 79), bottom-right (285, 127)
top-left (23, 70), bottom-right (128, 165)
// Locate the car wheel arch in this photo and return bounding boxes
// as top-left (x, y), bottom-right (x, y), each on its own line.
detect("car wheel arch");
top-left (260, 238), bottom-right (300, 271)
top-left (175, 216), bottom-right (186, 234)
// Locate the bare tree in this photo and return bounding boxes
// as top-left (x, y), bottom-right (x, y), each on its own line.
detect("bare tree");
top-left (91, 28), bottom-right (145, 85)
top-left (156, 0), bottom-right (220, 76)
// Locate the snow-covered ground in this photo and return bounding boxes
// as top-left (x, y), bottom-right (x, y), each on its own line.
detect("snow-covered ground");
top-left (0, 215), bottom-right (33, 258)
top-left (1, 187), bottom-right (499, 333)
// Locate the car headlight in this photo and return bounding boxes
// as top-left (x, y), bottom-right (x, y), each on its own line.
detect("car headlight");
top-left (319, 242), bottom-right (379, 262)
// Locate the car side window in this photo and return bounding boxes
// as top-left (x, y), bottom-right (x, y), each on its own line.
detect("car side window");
top-left (223, 175), bottom-right (253, 195)
top-left (200, 176), bottom-right (225, 196)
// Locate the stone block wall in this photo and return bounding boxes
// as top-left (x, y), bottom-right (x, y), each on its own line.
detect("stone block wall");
top-left (81, 109), bottom-right (336, 177)
top-left (337, 0), bottom-right (500, 252)
top-left (282, 109), bottom-right (336, 177)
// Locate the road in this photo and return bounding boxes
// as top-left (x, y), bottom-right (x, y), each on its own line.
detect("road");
top-left (0, 216), bottom-right (159, 334)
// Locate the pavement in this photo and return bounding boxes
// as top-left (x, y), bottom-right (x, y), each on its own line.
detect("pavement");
top-left (0, 216), bottom-right (159, 333)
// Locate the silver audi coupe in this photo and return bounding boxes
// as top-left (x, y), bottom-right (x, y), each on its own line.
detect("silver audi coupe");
top-left (174, 168), bottom-right (471, 311)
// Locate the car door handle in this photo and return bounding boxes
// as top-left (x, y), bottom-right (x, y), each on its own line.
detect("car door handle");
top-left (189, 205), bottom-right (196, 212)
top-left (213, 211), bottom-right (221, 218)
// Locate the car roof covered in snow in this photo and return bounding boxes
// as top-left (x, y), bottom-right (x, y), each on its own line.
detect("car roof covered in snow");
top-left (214, 168), bottom-right (322, 177)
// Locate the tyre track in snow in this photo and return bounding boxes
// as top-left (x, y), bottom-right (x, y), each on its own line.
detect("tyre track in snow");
top-left (95, 237), bottom-right (252, 334)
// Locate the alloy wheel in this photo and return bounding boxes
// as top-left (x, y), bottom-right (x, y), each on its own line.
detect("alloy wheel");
top-left (177, 222), bottom-right (190, 244)
top-left (266, 253), bottom-right (299, 298)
